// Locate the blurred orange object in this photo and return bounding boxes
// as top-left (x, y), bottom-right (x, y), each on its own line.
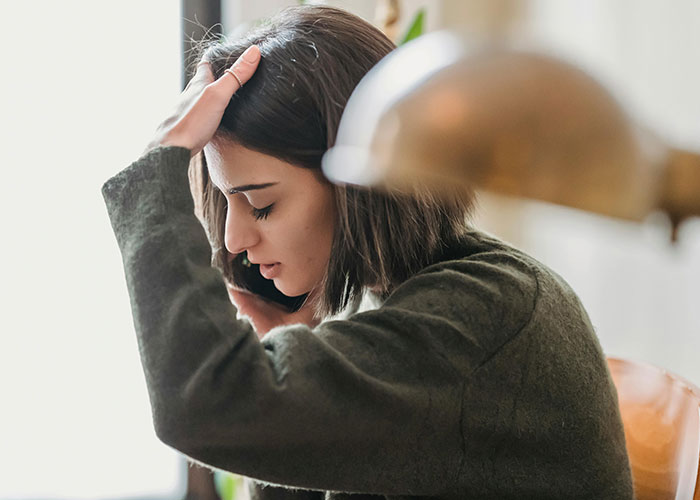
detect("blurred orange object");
top-left (608, 357), bottom-right (700, 500)
top-left (324, 33), bottom-right (700, 239)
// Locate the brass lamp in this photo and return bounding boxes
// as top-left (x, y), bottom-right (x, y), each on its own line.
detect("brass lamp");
top-left (322, 32), bottom-right (700, 238)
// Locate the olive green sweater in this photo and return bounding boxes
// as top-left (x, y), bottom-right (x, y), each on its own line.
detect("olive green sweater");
top-left (102, 146), bottom-right (633, 499)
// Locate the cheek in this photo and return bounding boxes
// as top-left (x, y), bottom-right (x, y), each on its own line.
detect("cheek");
top-left (273, 190), bottom-right (335, 279)
top-left (303, 191), bottom-right (336, 258)
top-left (282, 210), bottom-right (334, 264)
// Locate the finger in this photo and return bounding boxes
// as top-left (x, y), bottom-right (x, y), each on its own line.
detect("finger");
top-left (213, 45), bottom-right (261, 93)
top-left (195, 59), bottom-right (214, 78)
top-left (227, 288), bottom-right (251, 308)
top-left (228, 289), bottom-right (263, 311)
top-left (184, 58), bottom-right (214, 91)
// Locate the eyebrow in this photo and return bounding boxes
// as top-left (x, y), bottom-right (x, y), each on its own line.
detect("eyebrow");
top-left (227, 182), bottom-right (278, 194)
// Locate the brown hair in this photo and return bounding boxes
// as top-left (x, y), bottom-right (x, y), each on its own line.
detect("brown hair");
top-left (193, 5), bottom-right (474, 316)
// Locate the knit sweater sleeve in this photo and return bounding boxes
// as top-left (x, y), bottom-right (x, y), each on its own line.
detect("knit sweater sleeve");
top-left (101, 146), bottom-right (537, 496)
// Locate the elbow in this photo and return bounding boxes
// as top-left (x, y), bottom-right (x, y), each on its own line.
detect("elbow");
top-left (148, 376), bottom-right (229, 453)
top-left (152, 408), bottom-right (187, 450)
top-left (150, 403), bottom-right (202, 453)
top-left (150, 399), bottom-right (219, 460)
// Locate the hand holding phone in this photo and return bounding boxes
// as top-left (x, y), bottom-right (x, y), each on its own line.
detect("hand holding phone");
top-left (227, 251), bottom-right (316, 338)
top-left (227, 284), bottom-right (318, 339)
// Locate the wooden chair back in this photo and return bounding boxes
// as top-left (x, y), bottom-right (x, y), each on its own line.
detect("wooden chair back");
top-left (608, 357), bottom-right (700, 500)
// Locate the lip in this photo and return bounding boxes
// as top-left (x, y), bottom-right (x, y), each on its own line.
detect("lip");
top-left (258, 262), bottom-right (281, 280)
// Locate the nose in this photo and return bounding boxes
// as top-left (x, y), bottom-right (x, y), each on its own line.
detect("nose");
top-left (224, 202), bottom-right (261, 255)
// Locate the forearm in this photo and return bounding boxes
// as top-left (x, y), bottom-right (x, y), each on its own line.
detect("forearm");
top-left (102, 146), bottom-right (267, 437)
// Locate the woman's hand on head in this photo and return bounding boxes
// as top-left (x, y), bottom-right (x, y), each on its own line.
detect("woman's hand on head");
top-left (227, 287), bottom-right (320, 340)
top-left (144, 45), bottom-right (261, 157)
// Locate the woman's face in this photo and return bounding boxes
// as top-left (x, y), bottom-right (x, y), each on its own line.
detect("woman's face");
top-left (204, 140), bottom-right (336, 298)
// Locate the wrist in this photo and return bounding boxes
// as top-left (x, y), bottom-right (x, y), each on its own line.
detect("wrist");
top-left (143, 137), bottom-right (194, 158)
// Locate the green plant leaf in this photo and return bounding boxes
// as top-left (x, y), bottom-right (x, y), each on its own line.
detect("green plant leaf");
top-left (214, 470), bottom-right (239, 500)
top-left (399, 9), bottom-right (426, 45)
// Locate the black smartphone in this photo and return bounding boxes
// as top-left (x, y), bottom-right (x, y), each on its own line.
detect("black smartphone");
top-left (229, 251), bottom-right (307, 313)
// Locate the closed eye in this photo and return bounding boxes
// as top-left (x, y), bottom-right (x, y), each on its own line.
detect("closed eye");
top-left (252, 203), bottom-right (274, 220)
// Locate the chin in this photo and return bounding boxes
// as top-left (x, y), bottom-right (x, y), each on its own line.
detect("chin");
top-left (273, 279), bottom-right (297, 297)
top-left (274, 278), bottom-right (312, 298)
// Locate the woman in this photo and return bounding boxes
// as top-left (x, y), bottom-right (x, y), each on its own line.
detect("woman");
top-left (103, 5), bottom-right (633, 499)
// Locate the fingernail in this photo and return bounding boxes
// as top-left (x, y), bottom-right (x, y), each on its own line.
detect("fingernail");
top-left (242, 45), bottom-right (260, 63)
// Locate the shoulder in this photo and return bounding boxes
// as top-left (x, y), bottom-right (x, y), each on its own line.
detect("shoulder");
top-left (330, 231), bottom-right (548, 365)
top-left (385, 231), bottom-right (540, 328)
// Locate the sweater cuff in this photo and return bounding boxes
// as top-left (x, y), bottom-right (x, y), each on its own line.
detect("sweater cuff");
top-left (102, 145), bottom-right (192, 203)
top-left (101, 146), bottom-right (193, 235)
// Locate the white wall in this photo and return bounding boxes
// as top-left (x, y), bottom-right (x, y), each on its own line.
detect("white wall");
top-left (1, 0), bottom-right (182, 498)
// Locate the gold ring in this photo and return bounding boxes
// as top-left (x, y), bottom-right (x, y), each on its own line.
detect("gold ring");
top-left (225, 68), bottom-right (243, 89)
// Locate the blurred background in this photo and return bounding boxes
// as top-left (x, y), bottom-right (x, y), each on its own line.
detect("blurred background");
top-left (0, 0), bottom-right (698, 498)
